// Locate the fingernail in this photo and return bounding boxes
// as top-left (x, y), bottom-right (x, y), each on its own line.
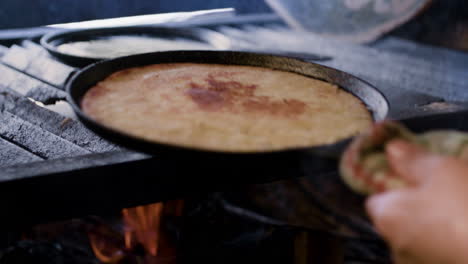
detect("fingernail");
top-left (386, 140), bottom-right (417, 162)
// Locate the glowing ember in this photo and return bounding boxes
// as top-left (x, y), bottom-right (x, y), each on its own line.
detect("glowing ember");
top-left (88, 200), bottom-right (184, 263)
top-left (123, 203), bottom-right (164, 256)
top-left (89, 232), bottom-right (125, 263)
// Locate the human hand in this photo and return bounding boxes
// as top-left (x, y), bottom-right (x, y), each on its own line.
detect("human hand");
top-left (366, 140), bottom-right (468, 264)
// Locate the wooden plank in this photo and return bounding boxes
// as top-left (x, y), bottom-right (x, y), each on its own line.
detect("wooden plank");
top-left (0, 151), bottom-right (148, 182)
top-left (0, 63), bottom-right (21, 87)
top-left (21, 42), bottom-right (76, 87)
top-left (0, 137), bottom-right (43, 167)
top-left (0, 151), bottom-right (171, 227)
top-left (21, 40), bottom-right (46, 54)
top-left (0, 147), bottom-right (299, 227)
top-left (0, 63), bottom-right (36, 94)
top-left (0, 110), bottom-right (91, 159)
top-left (1, 45), bottom-right (31, 70)
top-left (0, 45), bottom-right (7, 56)
top-left (0, 86), bottom-right (118, 153)
top-left (0, 64), bottom-right (66, 103)
top-left (41, 100), bottom-right (77, 120)
top-left (1, 44), bottom-right (75, 88)
top-left (25, 86), bottom-right (67, 104)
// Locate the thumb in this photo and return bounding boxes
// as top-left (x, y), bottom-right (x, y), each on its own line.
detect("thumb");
top-left (366, 190), bottom-right (410, 241)
top-left (385, 140), bottom-right (442, 186)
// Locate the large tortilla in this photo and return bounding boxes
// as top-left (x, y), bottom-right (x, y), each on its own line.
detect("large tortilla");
top-left (82, 63), bottom-right (372, 152)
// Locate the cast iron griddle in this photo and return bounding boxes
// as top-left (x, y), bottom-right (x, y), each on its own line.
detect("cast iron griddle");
top-left (67, 50), bottom-right (389, 160)
top-left (40, 26), bottom-right (231, 67)
top-left (1, 15), bottom-right (467, 228)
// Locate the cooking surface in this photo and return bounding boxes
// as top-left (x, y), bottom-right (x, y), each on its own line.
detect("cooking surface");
top-left (0, 14), bottom-right (468, 225)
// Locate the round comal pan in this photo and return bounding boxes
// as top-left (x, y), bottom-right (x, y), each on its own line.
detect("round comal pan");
top-left (67, 50), bottom-right (389, 178)
top-left (41, 26), bottom-right (231, 67)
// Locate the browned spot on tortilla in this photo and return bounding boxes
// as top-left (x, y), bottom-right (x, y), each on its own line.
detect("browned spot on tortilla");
top-left (81, 84), bottom-right (107, 111)
top-left (187, 83), bottom-right (227, 111)
top-left (186, 73), bottom-right (306, 117)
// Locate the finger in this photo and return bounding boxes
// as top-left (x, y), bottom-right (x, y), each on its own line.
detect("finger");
top-left (385, 140), bottom-right (442, 185)
top-left (366, 190), bottom-right (411, 241)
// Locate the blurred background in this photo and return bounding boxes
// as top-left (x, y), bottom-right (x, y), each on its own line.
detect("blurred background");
top-left (0, 0), bottom-right (467, 50)
top-left (0, 0), bottom-right (271, 29)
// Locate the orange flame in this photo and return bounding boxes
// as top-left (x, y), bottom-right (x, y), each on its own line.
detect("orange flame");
top-left (123, 203), bottom-right (164, 256)
top-left (87, 220), bottom-right (126, 264)
top-left (88, 200), bottom-right (184, 263)
top-left (88, 232), bottom-right (125, 263)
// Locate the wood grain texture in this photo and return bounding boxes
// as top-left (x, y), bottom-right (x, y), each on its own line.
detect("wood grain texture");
top-left (0, 45), bottom-right (7, 56)
top-left (1, 45), bottom-right (30, 70)
top-left (0, 64), bottom-right (66, 103)
top-left (0, 110), bottom-right (91, 159)
top-left (0, 86), bottom-right (117, 153)
top-left (0, 137), bottom-right (43, 167)
top-left (0, 151), bottom-right (148, 181)
top-left (1, 44), bottom-right (75, 87)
